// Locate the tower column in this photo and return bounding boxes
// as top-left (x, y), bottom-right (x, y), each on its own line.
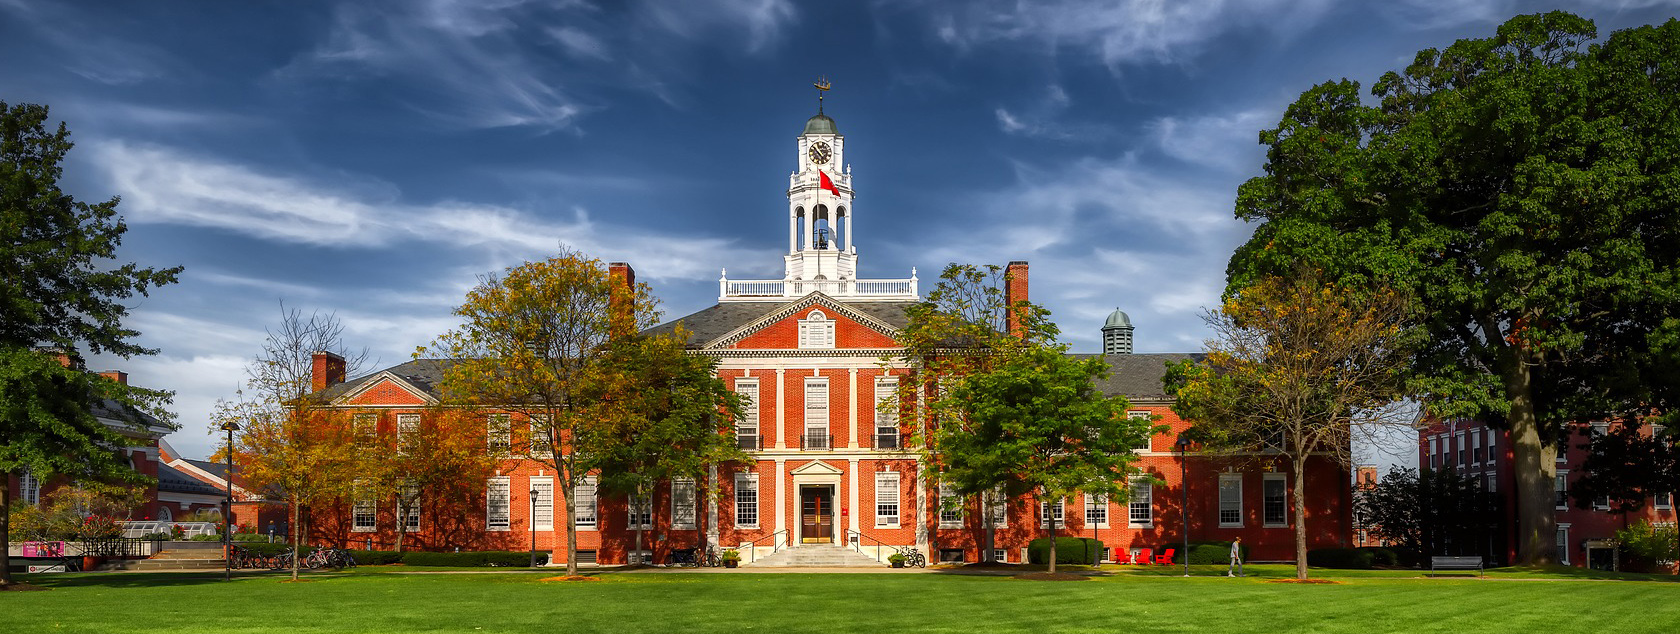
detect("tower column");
top-left (844, 207), bottom-right (853, 252)
top-left (789, 207), bottom-right (798, 253)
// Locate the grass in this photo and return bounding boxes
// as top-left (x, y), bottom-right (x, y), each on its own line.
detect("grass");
top-left (2, 565), bottom-right (1677, 633)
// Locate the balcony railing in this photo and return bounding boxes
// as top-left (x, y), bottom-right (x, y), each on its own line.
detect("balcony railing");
top-left (801, 431), bottom-right (831, 451)
top-left (736, 433), bottom-right (762, 451)
top-left (875, 432), bottom-right (901, 450)
top-left (719, 274), bottom-right (919, 301)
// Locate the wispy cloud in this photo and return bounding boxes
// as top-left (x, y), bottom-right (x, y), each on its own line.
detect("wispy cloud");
top-left (914, 0), bottom-right (1338, 68)
top-left (1147, 108), bottom-right (1274, 174)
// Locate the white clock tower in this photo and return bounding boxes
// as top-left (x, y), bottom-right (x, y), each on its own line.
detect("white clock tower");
top-left (784, 111), bottom-right (856, 282)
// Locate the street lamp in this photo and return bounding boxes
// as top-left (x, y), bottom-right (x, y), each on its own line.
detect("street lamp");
top-left (220, 420), bottom-right (240, 582)
top-left (1175, 433), bottom-right (1191, 577)
top-left (530, 488), bottom-right (540, 568)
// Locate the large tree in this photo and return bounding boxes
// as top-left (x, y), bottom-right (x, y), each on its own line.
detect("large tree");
top-left (1, 101), bottom-right (180, 587)
top-left (217, 304), bottom-right (368, 580)
top-left (1169, 272), bottom-right (1413, 580)
top-left (424, 248), bottom-right (658, 577)
top-left (1225, 13), bottom-right (1680, 564)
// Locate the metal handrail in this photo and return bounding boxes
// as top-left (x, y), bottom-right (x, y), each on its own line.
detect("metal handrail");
top-left (801, 431), bottom-right (831, 450)
top-left (736, 529), bottom-right (789, 564)
top-left (874, 432), bottom-right (901, 449)
top-left (843, 528), bottom-right (899, 563)
top-left (736, 433), bottom-right (762, 450)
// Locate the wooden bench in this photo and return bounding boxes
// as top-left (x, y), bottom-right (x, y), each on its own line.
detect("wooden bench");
top-left (1429, 555), bottom-right (1483, 577)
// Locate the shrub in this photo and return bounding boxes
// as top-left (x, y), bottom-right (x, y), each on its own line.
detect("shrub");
top-left (346, 549), bottom-right (405, 565)
top-left (136, 532), bottom-right (173, 541)
top-left (1027, 537), bottom-right (1103, 565)
top-left (1307, 547), bottom-right (1375, 569)
top-left (402, 550), bottom-right (546, 567)
top-left (1174, 541), bottom-right (1249, 565)
top-left (1357, 546), bottom-right (1400, 567)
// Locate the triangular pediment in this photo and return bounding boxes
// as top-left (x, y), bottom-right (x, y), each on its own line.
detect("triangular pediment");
top-left (333, 372), bottom-right (438, 407)
top-left (704, 292), bottom-right (901, 349)
top-left (790, 460), bottom-right (844, 476)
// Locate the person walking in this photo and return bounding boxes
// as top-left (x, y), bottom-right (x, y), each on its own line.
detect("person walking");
top-left (1227, 537), bottom-right (1244, 577)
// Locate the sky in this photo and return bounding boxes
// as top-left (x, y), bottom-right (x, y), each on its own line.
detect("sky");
top-left (4, 0), bottom-right (1677, 465)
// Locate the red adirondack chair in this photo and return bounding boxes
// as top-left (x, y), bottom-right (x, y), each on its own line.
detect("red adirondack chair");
top-left (1133, 548), bottom-right (1153, 564)
top-left (1112, 549), bottom-right (1133, 564)
top-left (1154, 548), bottom-right (1176, 565)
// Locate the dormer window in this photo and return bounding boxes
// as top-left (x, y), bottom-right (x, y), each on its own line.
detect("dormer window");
top-left (799, 310), bottom-right (835, 349)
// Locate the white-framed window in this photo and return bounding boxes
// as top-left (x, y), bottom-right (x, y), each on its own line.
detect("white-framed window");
top-left (1487, 473), bottom-right (1497, 494)
top-left (938, 483), bottom-right (963, 528)
top-left (1128, 478), bottom-right (1152, 527)
top-left (352, 481), bottom-right (377, 532)
top-left (576, 476), bottom-right (598, 528)
top-left (1218, 473), bottom-right (1243, 527)
top-left (798, 310), bottom-right (835, 349)
top-left (735, 380), bottom-right (759, 448)
top-left (734, 473), bottom-right (759, 528)
top-left (399, 482), bottom-right (420, 531)
top-left (993, 549), bottom-right (1007, 563)
top-left (1657, 491), bottom-right (1672, 511)
top-left (1594, 489), bottom-right (1611, 510)
top-left (1455, 431), bottom-right (1466, 466)
top-left (352, 412), bottom-right (377, 438)
top-left (1085, 493), bottom-right (1108, 528)
top-left (672, 477), bottom-right (697, 530)
top-left (876, 472), bottom-right (900, 527)
top-left (987, 486), bottom-right (1008, 529)
top-left (529, 415), bottom-right (550, 458)
top-left (628, 495), bottom-right (652, 530)
top-left (1486, 428), bottom-right (1497, 464)
top-left (1556, 523), bottom-right (1571, 565)
top-left (396, 413), bottom-right (420, 453)
top-left (1039, 497), bottom-right (1065, 529)
top-left (804, 378), bottom-right (829, 449)
top-left (530, 477), bottom-right (553, 531)
top-left (486, 476), bottom-right (511, 531)
top-left (487, 413), bottom-right (512, 456)
top-left (875, 377), bottom-right (900, 449)
top-left (1263, 473), bottom-right (1288, 527)
top-left (1128, 411), bottom-right (1152, 451)
top-left (1555, 470), bottom-right (1570, 510)
top-left (1472, 432), bottom-right (1483, 465)
top-left (1429, 436), bottom-right (1439, 468)
top-left (19, 469), bottom-right (40, 505)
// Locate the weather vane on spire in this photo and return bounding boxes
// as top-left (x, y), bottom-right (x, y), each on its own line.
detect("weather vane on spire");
top-left (813, 75), bottom-right (831, 114)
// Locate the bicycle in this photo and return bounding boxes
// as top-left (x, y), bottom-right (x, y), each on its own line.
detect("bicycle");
top-left (669, 547), bottom-right (721, 568)
top-left (897, 547), bottom-right (926, 568)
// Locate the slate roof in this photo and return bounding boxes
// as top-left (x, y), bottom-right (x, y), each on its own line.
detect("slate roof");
top-left (158, 462), bottom-right (224, 496)
top-left (1073, 352), bottom-right (1205, 402)
top-left (646, 297), bottom-right (916, 349)
top-left (314, 358), bottom-right (457, 402)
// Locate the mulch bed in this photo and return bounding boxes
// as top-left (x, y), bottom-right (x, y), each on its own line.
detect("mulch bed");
top-left (1013, 572), bottom-right (1089, 581)
top-left (1267, 579), bottom-right (1341, 584)
top-left (541, 575), bottom-right (601, 582)
top-left (1, 583), bottom-right (49, 591)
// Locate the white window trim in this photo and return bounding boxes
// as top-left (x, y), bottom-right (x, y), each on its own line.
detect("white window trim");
top-left (352, 481), bottom-right (377, 533)
top-left (672, 477), bottom-right (697, 530)
top-left (487, 413), bottom-right (512, 456)
top-left (1128, 411), bottom-right (1152, 452)
top-left (1218, 473), bottom-right (1243, 528)
top-left (576, 475), bottom-right (598, 530)
top-left (875, 377), bottom-right (900, 447)
top-left (804, 378), bottom-right (830, 436)
top-left (734, 473), bottom-right (760, 529)
top-left (627, 494), bottom-right (653, 531)
top-left (735, 380), bottom-right (760, 439)
top-left (19, 469), bottom-right (40, 505)
top-left (987, 487), bottom-right (1008, 529)
top-left (1127, 477), bottom-right (1153, 528)
top-left (1557, 523), bottom-right (1572, 565)
top-left (396, 413), bottom-right (420, 448)
top-left (798, 310), bottom-right (835, 349)
top-left (876, 471), bottom-right (901, 528)
top-left (529, 414), bottom-right (550, 459)
top-left (1262, 472), bottom-right (1288, 528)
top-left (1555, 469), bottom-right (1570, 511)
top-left (1657, 490), bottom-right (1672, 511)
top-left (531, 476), bottom-right (554, 531)
top-left (486, 476), bottom-right (511, 531)
top-left (938, 483), bottom-right (963, 529)
top-left (1039, 497), bottom-right (1065, 529)
top-left (398, 482), bottom-right (421, 532)
top-left (353, 413), bottom-right (377, 439)
top-left (1085, 493), bottom-right (1108, 529)
top-left (992, 548), bottom-right (1007, 563)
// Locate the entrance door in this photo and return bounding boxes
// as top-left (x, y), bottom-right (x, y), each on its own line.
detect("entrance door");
top-left (800, 486), bottom-right (833, 543)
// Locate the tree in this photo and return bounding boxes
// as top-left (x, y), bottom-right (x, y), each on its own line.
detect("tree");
top-left (424, 248), bottom-right (659, 577)
top-left (1168, 272), bottom-right (1413, 579)
top-left (1356, 467), bottom-right (1502, 566)
top-left (895, 263), bottom-right (1061, 565)
top-left (1223, 13), bottom-right (1680, 564)
top-left (216, 304), bottom-right (368, 580)
top-left (1, 101), bottom-right (181, 587)
top-left (585, 330), bottom-right (750, 564)
top-left (359, 407), bottom-right (501, 553)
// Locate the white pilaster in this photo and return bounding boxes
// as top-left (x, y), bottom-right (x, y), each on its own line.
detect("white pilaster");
top-left (774, 458), bottom-right (787, 541)
top-left (848, 457), bottom-right (860, 537)
top-left (848, 367), bottom-right (859, 450)
top-left (774, 368), bottom-right (786, 450)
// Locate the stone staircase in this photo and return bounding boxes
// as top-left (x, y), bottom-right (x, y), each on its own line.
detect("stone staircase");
top-left (742, 545), bottom-right (888, 568)
top-left (120, 548), bottom-right (227, 571)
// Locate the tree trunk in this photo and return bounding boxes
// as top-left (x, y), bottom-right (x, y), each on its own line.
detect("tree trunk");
top-left (633, 491), bottom-right (645, 567)
top-left (1293, 452), bottom-right (1310, 580)
top-left (290, 499), bottom-right (301, 581)
top-left (1, 480), bottom-right (13, 587)
top-left (982, 490), bottom-right (995, 565)
top-left (561, 472), bottom-right (578, 577)
top-left (1047, 507), bottom-right (1058, 574)
top-left (1501, 348), bottom-right (1558, 565)
top-left (393, 497), bottom-right (406, 554)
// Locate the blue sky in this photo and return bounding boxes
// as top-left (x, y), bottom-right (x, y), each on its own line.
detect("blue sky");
top-left (4, 0), bottom-right (1676, 463)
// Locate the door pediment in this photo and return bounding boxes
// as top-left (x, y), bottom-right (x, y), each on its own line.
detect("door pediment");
top-left (790, 460), bottom-right (843, 476)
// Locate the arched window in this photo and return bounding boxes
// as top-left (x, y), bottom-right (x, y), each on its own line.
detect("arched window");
top-left (799, 310), bottom-right (834, 349)
top-left (157, 506), bottom-right (173, 522)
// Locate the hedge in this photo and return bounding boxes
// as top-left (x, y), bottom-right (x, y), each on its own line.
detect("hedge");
top-left (1171, 541), bottom-right (1250, 565)
top-left (402, 550), bottom-right (547, 567)
top-left (1306, 547), bottom-right (1377, 569)
top-left (1027, 537), bottom-right (1104, 565)
top-left (1357, 546), bottom-right (1399, 567)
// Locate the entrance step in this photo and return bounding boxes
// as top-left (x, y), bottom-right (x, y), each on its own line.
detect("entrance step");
top-left (125, 549), bottom-right (228, 570)
top-left (742, 545), bottom-right (888, 568)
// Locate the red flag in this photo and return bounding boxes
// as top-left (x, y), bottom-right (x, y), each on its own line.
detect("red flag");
top-left (819, 171), bottom-right (840, 196)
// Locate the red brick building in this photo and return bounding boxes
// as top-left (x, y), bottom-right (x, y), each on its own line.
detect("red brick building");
top-left (1418, 418), bottom-right (1676, 569)
top-left (300, 109), bottom-right (1354, 565)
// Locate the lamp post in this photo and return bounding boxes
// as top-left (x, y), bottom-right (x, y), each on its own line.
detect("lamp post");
top-left (530, 488), bottom-right (540, 568)
top-left (220, 420), bottom-right (240, 582)
top-left (1175, 433), bottom-right (1191, 577)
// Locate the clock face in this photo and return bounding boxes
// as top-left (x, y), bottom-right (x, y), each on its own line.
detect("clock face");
top-left (808, 141), bottom-right (832, 165)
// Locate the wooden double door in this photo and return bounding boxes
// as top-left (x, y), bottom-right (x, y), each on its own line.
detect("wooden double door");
top-left (800, 485), bottom-right (834, 544)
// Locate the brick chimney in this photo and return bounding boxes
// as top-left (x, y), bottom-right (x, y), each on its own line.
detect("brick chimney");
top-left (98, 370), bottom-right (129, 385)
top-left (1003, 261), bottom-right (1029, 338)
top-left (42, 347), bottom-right (85, 370)
top-left (311, 351), bottom-right (346, 392)
top-left (608, 262), bottom-right (637, 339)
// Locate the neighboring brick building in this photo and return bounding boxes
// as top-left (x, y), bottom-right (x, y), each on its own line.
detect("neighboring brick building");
top-left (1418, 418), bottom-right (1676, 569)
top-left (300, 108), bottom-right (1353, 565)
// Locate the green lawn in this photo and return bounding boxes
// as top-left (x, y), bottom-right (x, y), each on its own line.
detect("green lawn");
top-left (2, 565), bottom-right (1677, 634)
